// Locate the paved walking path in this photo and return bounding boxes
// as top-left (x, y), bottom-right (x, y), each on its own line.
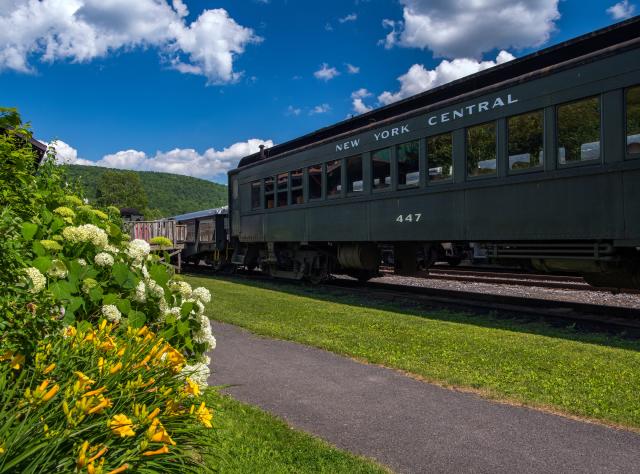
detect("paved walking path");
top-left (210, 322), bottom-right (640, 474)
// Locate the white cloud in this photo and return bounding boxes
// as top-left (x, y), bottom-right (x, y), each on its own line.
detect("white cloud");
top-left (378, 51), bottom-right (515, 105)
top-left (0, 0), bottom-right (261, 84)
top-left (310, 103), bottom-right (331, 115)
top-left (51, 138), bottom-right (274, 180)
top-left (286, 105), bottom-right (302, 116)
top-left (49, 140), bottom-right (95, 166)
top-left (325, 22), bottom-right (334, 32)
top-left (314, 63), bottom-right (340, 81)
top-left (339, 13), bottom-right (358, 23)
top-left (351, 88), bottom-right (373, 114)
top-left (607, 0), bottom-right (636, 19)
top-left (346, 63), bottom-right (360, 74)
top-left (382, 0), bottom-right (559, 58)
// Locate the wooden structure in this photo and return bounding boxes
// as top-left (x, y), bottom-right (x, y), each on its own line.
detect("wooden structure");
top-left (126, 220), bottom-right (187, 272)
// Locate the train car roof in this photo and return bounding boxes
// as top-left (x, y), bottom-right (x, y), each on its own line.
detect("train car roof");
top-left (235, 15), bottom-right (640, 171)
top-left (170, 206), bottom-right (228, 221)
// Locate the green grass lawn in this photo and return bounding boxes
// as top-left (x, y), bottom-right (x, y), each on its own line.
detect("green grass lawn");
top-left (201, 390), bottom-right (387, 473)
top-left (188, 275), bottom-right (640, 429)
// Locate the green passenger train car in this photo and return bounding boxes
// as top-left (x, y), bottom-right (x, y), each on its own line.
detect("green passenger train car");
top-left (227, 17), bottom-right (640, 288)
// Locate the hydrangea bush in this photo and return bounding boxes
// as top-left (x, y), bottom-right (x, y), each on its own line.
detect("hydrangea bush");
top-left (0, 109), bottom-right (216, 472)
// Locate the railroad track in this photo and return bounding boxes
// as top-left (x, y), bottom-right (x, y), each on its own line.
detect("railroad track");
top-left (325, 278), bottom-right (640, 332)
top-left (184, 266), bottom-right (640, 334)
top-left (378, 266), bottom-right (639, 294)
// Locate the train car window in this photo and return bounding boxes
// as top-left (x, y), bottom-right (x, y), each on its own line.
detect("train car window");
top-left (277, 172), bottom-right (288, 207)
top-left (291, 168), bottom-right (303, 188)
top-left (264, 176), bottom-right (275, 209)
top-left (467, 122), bottom-right (497, 177)
top-left (308, 164), bottom-right (322, 200)
top-left (372, 148), bottom-right (391, 190)
top-left (627, 86), bottom-right (640, 157)
top-left (557, 96), bottom-right (600, 164)
top-left (346, 155), bottom-right (363, 193)
top-left (326, 159), bottom-right (342, 197)
top-left (291, 169), bottom-right (304, 205)
top-left (251, 181), bottom-right (261, 210)
top-left (507, 110), bottom-right (544, 171)
top-left (427, 132), bottom-right (453, 182)
top-left (397, 140), bottom-right (419, 187)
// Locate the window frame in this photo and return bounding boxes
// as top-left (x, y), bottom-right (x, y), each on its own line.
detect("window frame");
top-left (396, 140), bottom-right (421, 190)
top-left (466, 120), bottom-right (498, 180)
top-left (506, 109), bottom-right (546, 175)
top-left (263, 176), bottom-right (275, 210)
top-left (625, 85), bottom-right (640, 160)
top-left (371, 147), bottom-right (392, 192)
top-left (250, 180), bottom-right (262, 210)
top-left (345, 154), bottom-right (364, 195)
top-left (426, 132), bottom-right (454, 185)
top-left (290, 168), bottom-right (304, 205)
top-left (325, 159), bottom-right (342, 198)
top-left (555, 95), bottom-right (603, 169)
top-left (307, 163), bottom-right (324, 201)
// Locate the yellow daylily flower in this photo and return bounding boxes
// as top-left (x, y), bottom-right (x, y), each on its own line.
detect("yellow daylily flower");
top-left (142, 445), bottom-right (169, 456)
top-left (109, 414), bottom-right (135, 438)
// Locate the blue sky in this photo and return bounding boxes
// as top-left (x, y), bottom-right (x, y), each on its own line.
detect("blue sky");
top-left (0, 0), bottom-right (635, 183)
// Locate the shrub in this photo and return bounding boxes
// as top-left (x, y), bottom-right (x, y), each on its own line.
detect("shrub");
top-left (0, 110), bottom-right (216, 472)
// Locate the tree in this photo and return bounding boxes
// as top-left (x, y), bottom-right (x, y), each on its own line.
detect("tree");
top-left (96, 170), bottom-right (148, 211)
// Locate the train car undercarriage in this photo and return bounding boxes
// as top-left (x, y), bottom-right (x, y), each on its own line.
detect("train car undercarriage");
top-left (229, 240), bottom-right (640, 289)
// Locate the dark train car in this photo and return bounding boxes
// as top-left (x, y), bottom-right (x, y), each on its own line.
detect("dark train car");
top-left (228, 17), bottom-right (640, 288)
top-left (172, 207), bottom-right (229, 267)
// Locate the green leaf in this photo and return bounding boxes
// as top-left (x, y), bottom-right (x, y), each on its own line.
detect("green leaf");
top-left (62, 311), bottom-right (76, 325)
top-left (89, 286), bottom-right (103, 304)
top-left (149, 264), bottom-right (171, 287)
top-left (109, 223), bottom-right (122, 239)
top-left (21, 222), bottom-right (38, 240)
top-left (177, 320), bottom-right (190, 336)
top-left (50, 281), bottom-right (73, 301)
top-left (32, 240), bottom-right (46, 257)
top-left (116, 298), bottom-right (131, 314)
top-left (31, 256), bottom-right (52, 274)
top-left (102, 293), bottom-right (118, 305)
top-left (181, 302), bottom-right (194, 318)
top-left (77, 320), bottom-right (92, 333)
top-left (128, 310), bottom-right (146, 328)
top-left (67, 296), bottom-right (83, 314)
top-left (112, 263), bottom-right (131, 286)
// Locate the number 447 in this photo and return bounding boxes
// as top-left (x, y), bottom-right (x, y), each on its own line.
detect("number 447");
top-left (396, 213), bottom-right (422, 223)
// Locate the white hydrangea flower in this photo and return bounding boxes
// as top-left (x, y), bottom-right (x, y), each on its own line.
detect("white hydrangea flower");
top-left (141, 265), bottom-right (150, 279)
top-left (193, 314), bottom-right (216, 350)
top-left (62, 224), bottom-right (108, 248)
top-left (24, 267), bottom-right (46, 293)
top-left (146, 279), bottom-right (164, 298)
top-left (182, 362), bottom-right (210, 390)
top-left (104, 244), bottom-right (120, 254)
top-left (94, 252), bottom-right (114, 267)
top-left (133, 280), bottom-right (146, 303)
top-left (126, 239), bottom-right (151, 260)
top-left (48, 259), bottom-right (68, 279)
top-left (77, 258), bottom-right (87, 266)
top-left (101, 304), bottom-right (121, 323)
top-left (169, 280), bottom-right (192, 299)
top-left (192, 287), bottom-right (211, 304)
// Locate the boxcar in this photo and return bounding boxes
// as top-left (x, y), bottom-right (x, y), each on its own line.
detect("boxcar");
top-left (227, 17), bottom-right (640, 288)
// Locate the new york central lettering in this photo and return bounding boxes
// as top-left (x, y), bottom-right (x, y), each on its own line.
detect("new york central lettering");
top-left (334, 123), bottom-right (410, 152)
top-left (335, 138), bottom-right (360, 152)
top-left (427, 94), bottom-right (519, 126)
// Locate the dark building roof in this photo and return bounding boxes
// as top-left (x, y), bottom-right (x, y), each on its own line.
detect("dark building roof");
top-left (120, 207), bottom-right (143, 216)
top-left (170, 206), bottom-right (228, 222)
top-left (237, 15), bottom-right (640, 170)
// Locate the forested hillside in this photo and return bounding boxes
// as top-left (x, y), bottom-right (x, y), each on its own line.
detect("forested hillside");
top-left (64, 165), bottom-right (227, 217)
